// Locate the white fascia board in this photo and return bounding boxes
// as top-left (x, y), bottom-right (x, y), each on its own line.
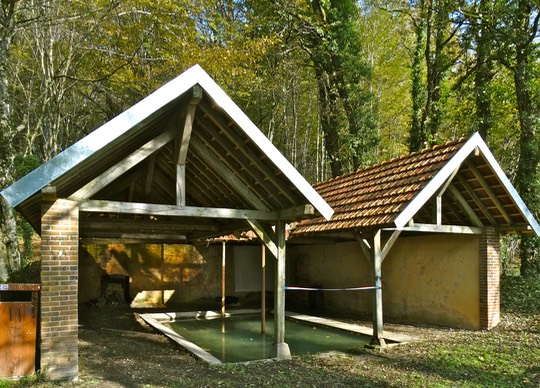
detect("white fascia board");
top-left (1, 65), bottom-right (203, 208)
top-left (394, 132), bottom-right (540, 236)
top-left (2, 64), bottom-right (334, 221)
top-left (192, 66), bottom-right (334, 221)
top-left (394, 133), bottom-right (483, 229)
top-left (475, 136), bottom-right (540, 236)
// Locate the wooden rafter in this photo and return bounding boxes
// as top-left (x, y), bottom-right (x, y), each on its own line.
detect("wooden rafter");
top-left (448, 184), bottom-right (484, 226)
top-left (190, 135), bottom-right (270, 210)
top-left (455, 175), bottom-right (497, 225)
top-left (465, 160), bottom-right (513, 225)
top-left (195, 117), bottom-right (283, 206)
top-left (198, 104), bottom-right (298, 205)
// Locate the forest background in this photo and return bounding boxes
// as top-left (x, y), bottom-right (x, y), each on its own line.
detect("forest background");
top-left (0, 0), bottom-right (539, 280)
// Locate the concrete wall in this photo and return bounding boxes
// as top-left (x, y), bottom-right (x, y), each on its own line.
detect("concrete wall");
top-left (289, 234), bottom-right (482, 329)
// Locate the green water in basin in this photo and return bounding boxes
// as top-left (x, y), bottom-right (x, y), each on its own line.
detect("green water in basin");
top-left (163, 314), bottom-right (369, 363)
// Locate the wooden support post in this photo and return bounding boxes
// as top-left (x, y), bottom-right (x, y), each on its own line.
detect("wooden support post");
top-left (261, 244), bottom-right (266, 334)
top-left (272, 220), bottom-right (291, 359)
top-left (221, 241), bottom-right (226, 320)
top-left (371, 230), bottom-right (386, 347)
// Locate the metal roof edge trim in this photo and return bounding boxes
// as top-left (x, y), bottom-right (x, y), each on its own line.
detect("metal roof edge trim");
top-left (193, 67), bottom-right (334, 221)
top-left (1, 64), bottom-right (204, 208)
top-left (393, 132), bottom-right (482, 229)
top-left (475, 138), bottom-right (540, 236)
top-left (1, 64), bottom-right (334, 221)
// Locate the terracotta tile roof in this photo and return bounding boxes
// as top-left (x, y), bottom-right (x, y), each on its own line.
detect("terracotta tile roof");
top-left (293, 138), bottom-right (467, 234)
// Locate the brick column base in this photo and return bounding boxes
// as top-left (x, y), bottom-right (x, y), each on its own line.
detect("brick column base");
top-left (41, 198), bottom-right (79, 380)
top-left (479, 227), bottom-right (500, 330)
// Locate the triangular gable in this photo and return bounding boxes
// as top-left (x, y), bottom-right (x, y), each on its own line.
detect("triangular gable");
top-left (394, 132), bottom-right (540, 234)
top-left (1, 65), bottom-right (333, 234)
top-left (293, 133), bottom-right (540, 236)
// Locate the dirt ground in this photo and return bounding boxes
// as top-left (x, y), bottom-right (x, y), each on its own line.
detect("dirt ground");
top-left (73, 305), bottom-right (449, 387)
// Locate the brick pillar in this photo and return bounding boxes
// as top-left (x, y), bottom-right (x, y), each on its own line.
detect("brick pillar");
top-left (479, 227), bottom-right (500, 330)
top-left (41, 197), bottom-right (79, 380)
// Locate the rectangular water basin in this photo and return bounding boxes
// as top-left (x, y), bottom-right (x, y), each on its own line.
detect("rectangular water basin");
top-left (140, 310), bottom-right (373, 364)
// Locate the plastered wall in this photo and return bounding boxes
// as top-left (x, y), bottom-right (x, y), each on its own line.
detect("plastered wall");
top-left (79, 243), bottom-right (227, 306)
top-left (79, 243), bottom-right (269, 308)
top-left (288, 234), bottom-right (481, 329)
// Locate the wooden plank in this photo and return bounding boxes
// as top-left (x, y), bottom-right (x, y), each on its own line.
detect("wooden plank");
top-left (176, 164), bottom-right (186, 207)
top-left (80, 219), bottom-right (220, 233)
top-left (436, 195), bottom-right (442, 225)
top-left (79, 199), bottom-right (278, 220)
top-left (177, 85), bottom-right (202, 164)
top-left (70, 128), bottom-right (176, 200)
top-left (176, 86), bottom-right (202, 207)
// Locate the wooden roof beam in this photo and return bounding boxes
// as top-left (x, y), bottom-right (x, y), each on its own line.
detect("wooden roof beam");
top-left (176, 85), bottom-right (203, 207)
top-left (191, 132), bottom-right (274, 209)
top-left (79, 199), bottom-right (279, 220)
top-left (465, 160), bottom-right (514, 225)
top-left (198, 104), bottom-right (297, 205)
top-left (195, 118), bottom-right (282, 205)
top-left (69, 128), bottom-right (176, 201)
top-left (386, 223), bottom-right (483, 234)
top-left (455, 175), bottom-right (497, 225)
top-left (448, 184), bottom-right (484, 227)
top-left (189, 135), bottom-right (271, 211)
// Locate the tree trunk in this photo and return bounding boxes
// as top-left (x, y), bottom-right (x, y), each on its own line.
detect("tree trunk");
top-left (410, 7), bottom-right (426, 152)
top-left (474, 0), bottom-right (494, 139)
top-left (512, 0), bottom-right (540, 276)
top-left (0, 0), bottom-right (21, 280)
top-left (314, 64), bottom-right (343, 177)
top-left (0, 197), bottom-right (21, 279)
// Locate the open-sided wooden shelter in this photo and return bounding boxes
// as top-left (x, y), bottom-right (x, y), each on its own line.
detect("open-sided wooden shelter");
top-left (1, 65), bottom-right (333, 379)
top-left (290, 133), bottom-right (540, 345)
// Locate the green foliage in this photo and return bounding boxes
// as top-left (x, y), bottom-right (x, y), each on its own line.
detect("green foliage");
top-left (7, 259), bottom-right (40, 283)
top-left (501, 274), bottom-right (540, 315)
top-left (13, 153), bottom-right (40, 179)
